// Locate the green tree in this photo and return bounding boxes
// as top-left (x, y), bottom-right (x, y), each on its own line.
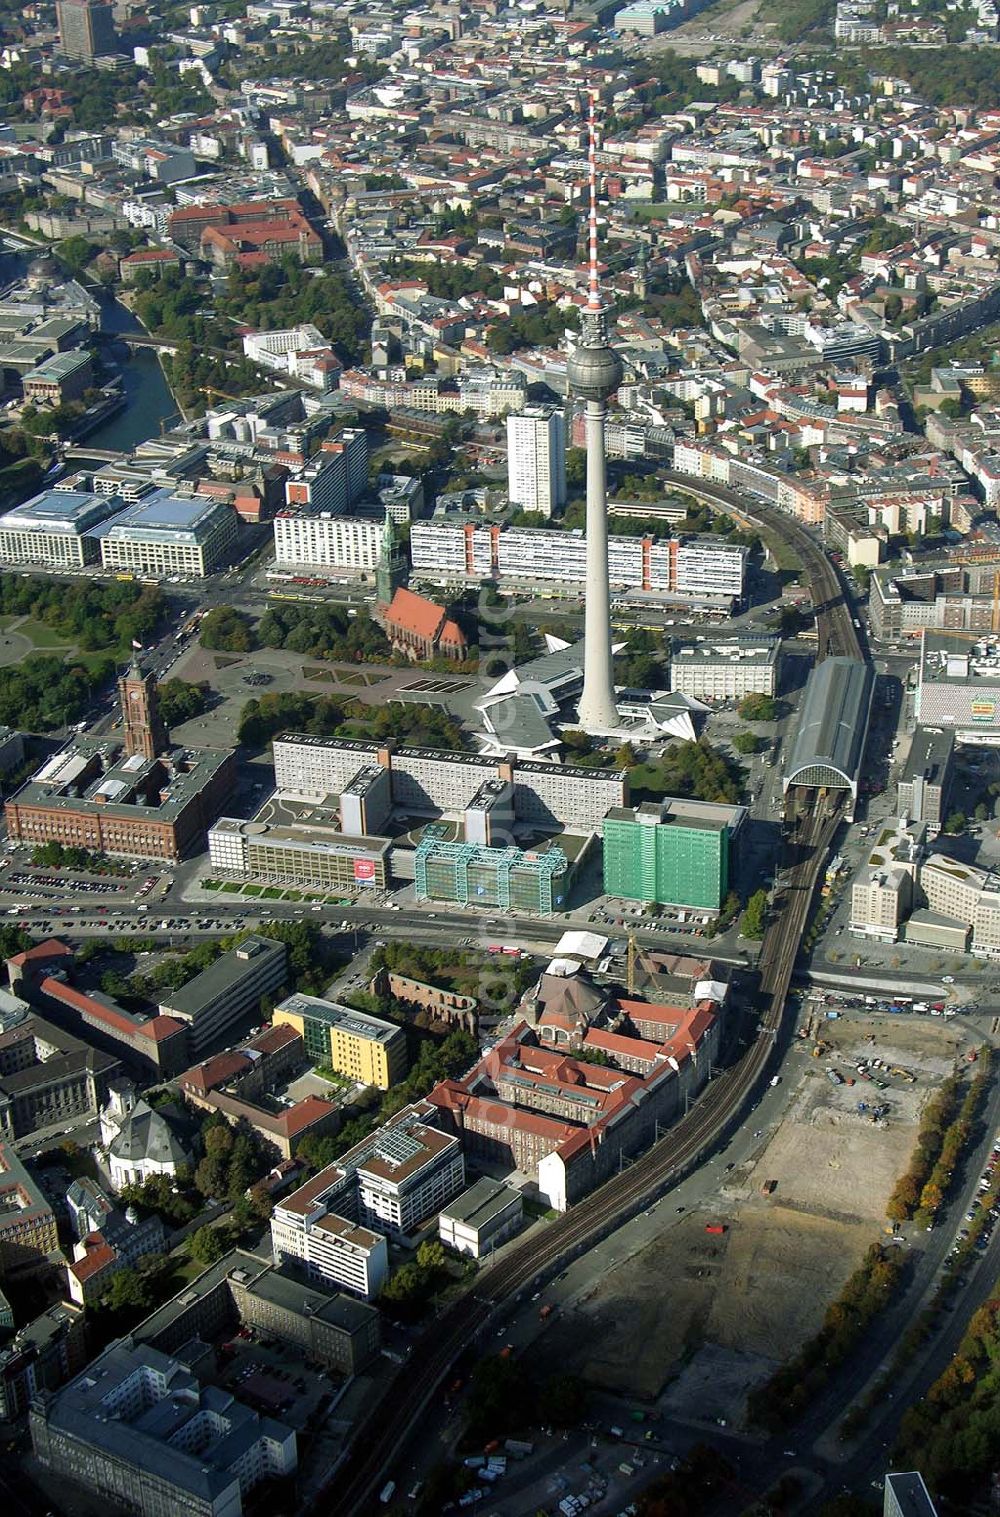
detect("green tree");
top-left (943, 811), bottom-right (967, 834)
top-left (536, 1373), bottom-right (589, 1427)
top-left (199, 606), bottom-right (256, 652)
top-left (565, 447), bottom-right (586, 492)
top-left (741, 889), bottom-right (769, 939)
top-left (156, 678), bottom-right (209, 728)
top-left (188, 1225), bottom-right (227, 1267)
top-left (733, 731), bottom-right (761, 755)
top-left (103, 1266), bottom-right (153, 1313)
top-left (737, 693), bottom-right (777, 722)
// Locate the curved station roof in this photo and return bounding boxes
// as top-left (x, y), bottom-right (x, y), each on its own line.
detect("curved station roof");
top-left (783, 657), bottom-right (873, 800)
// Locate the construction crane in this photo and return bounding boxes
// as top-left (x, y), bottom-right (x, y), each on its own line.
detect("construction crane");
top-left (199, 384), bottom-right (242, 404)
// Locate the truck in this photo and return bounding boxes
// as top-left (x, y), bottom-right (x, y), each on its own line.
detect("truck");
top-left (379, 1482), bottom-right (396, 1505)
top-left (504, 1439), bottom-right (534, 1457)
top-left (827, 1069), bottom-right (844, 1086)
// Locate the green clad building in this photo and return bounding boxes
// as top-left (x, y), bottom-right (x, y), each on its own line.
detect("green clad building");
top-left (602, 799), bottom-right (746, 911)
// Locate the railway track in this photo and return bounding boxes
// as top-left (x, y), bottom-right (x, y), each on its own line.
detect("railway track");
top-left (324, 480), bottom-right (862, 1513)
top-left (658, 470), bottom-right (862, 665)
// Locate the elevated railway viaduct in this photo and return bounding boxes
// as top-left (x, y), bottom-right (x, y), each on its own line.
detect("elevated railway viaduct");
top-left (325, 479), bottom-right (867, 1515)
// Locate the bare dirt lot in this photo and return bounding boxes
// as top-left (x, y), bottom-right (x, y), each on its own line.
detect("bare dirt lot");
top-left (530, 1015), bottom-right (971, 1423)
top-left (640, 0), bottom-right (771, 55)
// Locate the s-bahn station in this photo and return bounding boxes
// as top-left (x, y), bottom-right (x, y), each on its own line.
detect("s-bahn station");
top-left (783, 657), bottom-right (874, 819)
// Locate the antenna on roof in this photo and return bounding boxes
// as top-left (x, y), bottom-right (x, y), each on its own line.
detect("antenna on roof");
top-left (587, 88), bottom-right (601, 314)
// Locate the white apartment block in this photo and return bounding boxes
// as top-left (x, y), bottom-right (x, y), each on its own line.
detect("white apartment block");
top-left (273, 512), bottom-right (382, 572)
top-left (513, 760), bottom-right (626, 831)
top-left (915, 854), bottom-right (1000, 958)
top-left (676, 541), bottom-right (746, 598)
top-left (356, 1121), bottom-right (464, 1240)
top-left (409, 521), bottom-right (745, 601)
top-left (283, 431), bottom-right (368, 515)
top-left (273, 736), bottom-right (384, 800)
top-left (243, 325), bottom-right (340, 392)
top-left (271, 735), bottom-right (627, 833)
top-left (271, 1101), bottom-right (462, 1291)
top-left (507, 406), bottom-right (566, 519)
top-left (850, 871), bottom-right (910, 942)
top-left (243, 324), bottom-right (328, 370)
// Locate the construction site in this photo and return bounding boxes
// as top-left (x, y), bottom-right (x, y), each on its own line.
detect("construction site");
top-left (528, 1005), bottom-right (975, 1426)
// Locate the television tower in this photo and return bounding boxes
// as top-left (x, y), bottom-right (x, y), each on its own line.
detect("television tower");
top-left (569, 89), bottom-right (622, 733)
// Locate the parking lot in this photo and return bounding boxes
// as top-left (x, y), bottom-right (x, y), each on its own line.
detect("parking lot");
top-left (215, 1332), bottom-right (334, 1430)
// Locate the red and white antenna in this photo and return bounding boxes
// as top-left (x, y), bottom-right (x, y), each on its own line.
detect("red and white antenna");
top-left (587, 87), bottom-right (601, 313)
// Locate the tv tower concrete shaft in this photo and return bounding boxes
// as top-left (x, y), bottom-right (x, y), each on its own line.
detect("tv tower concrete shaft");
top-left (577, 395), bottom-right (618, 730)
top-left (569, 88), bottom-right (622, 732)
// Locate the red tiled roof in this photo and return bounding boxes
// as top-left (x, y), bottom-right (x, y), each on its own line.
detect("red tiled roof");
top-left (248, 1024), bottom-right (299, 1056)
top-left (276, 1095), bottom-right (338, 1138)
top-left (8, 938), bottom-right (72, 969)
top-left (617, 997), bottom-right (684, 1031)
top-left (439, 618), bottom-right (467, 649)
top-left (121, 249), bottom-right (179, 264)
top-left (41, 978), bottom-right (185, 1043)
top-left (384, 586), bottom-right (446, 640)
top-left (180, 1050), bottom-right (248, 1093)
top-left (70, 1232), bottom-right (117, 1282)
top-left (583, 1027), bottom-right (664, 1063)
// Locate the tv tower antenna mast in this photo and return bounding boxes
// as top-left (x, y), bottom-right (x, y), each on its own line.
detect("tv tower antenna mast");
top-left (569, 88), bottom-right (622, 733)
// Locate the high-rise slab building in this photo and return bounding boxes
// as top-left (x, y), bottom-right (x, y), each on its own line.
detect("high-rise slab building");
top-left (56, 0), bottom-right (116, 59)
top-left (507, 406), bottom-right (566, 518)
top-left (567, 93), bottom-right (623, 732)
top-left (602, 799), bottom-right (746, 910)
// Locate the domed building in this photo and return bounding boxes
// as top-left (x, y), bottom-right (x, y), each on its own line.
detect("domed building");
top-left (100, 1078), bottom-right (193, 1190)
top-left (25, 254), bottom-right (60, 291)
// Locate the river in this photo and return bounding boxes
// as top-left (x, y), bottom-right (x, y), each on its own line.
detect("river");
top-left (1, 243), bottom-right (181, 453)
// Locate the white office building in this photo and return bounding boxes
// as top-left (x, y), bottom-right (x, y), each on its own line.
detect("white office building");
top-left (676, 540), bottom-right (746, 599)
top-left (507, 406), bottom-right (566, 519)
top-left (670, 637), bottom-right (779, 701)
top-left (97, 492), bottom-right (239, 578)
top-left (271, 1195), bottom-right (388, 1299)
top-left (0, 490), bottom-right (125, 568)
top-left (438, 1177), bottom-right (523, 1258)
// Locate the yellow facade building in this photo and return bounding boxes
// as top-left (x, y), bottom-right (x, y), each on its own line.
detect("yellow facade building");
top-left (273, 993), bottom-right (407, 1091)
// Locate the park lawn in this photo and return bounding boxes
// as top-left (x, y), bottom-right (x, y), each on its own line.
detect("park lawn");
top-left (16, 618), bottom-right (75, 650)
